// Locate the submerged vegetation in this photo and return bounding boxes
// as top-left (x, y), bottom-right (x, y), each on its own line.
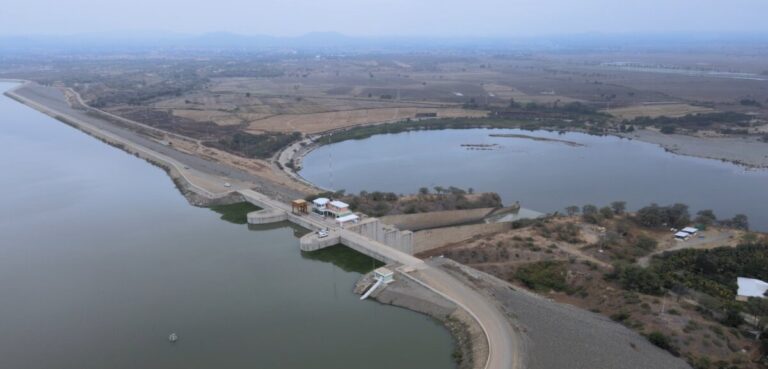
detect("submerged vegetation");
top-left (209, 202), bottom-right (260, 224)
top-left (301, 244), bottom-right (384, 273)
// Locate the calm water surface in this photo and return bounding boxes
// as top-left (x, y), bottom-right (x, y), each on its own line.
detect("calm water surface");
top-left (0, 82), bottom-right (454, 369)
top-left (301, 128), bottom-right (768, 231)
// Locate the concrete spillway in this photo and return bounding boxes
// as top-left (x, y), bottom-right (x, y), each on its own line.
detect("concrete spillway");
top-left (238, 189), bottom-right (422, 267)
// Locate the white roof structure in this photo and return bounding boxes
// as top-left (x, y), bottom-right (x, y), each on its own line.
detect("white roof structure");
top-left (682, 227), bottom-right (699, 234)
top-left (737, 277), bottom-right (768, 299)
top-left (374, 267), bottom-right (394, 277)
top-left (674, 231), bottom-right (690, 238)
top-left (330, 200), bottom-right (349, 208)
top-left (313, 198), bottom-right (330, 206)
top-left (336, 214), bottom-right (359, 223)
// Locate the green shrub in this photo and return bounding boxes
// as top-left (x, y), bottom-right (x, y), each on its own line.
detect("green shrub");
top-left (647, 331), bottom-right (677, 355)
top-left (515, 261), bottom-right (570, 292)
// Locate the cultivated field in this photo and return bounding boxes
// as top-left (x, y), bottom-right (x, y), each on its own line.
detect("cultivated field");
top-left (604, 103), bottom-right (714, 119)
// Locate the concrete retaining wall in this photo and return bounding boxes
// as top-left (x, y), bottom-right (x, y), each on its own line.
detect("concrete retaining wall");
top-left (346, 218), bottom-right (414, 254)
top-left (379, 208), bottom-right (495, 231)
top-left (247, 208), bottom-right (288, 224)
top-left (413, 222), bottom-right (512, 254)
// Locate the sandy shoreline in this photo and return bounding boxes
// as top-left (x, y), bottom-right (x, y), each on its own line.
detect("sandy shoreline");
top-left (620, 129), bottom-right (768, 169)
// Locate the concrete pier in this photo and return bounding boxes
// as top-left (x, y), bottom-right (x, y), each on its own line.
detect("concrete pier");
top-left (299, 230), bottom-right (341, 251)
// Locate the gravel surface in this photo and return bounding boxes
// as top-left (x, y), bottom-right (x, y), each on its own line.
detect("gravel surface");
top-left (433, 258), bottom-right (693, 369)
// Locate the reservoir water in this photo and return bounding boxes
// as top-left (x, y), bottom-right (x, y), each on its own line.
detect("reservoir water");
top-left (301, 128), bottom-right (768, 231)
top-left (0, 82), bottom-right (454, 369)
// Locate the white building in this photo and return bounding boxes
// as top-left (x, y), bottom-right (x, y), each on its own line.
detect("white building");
top-left (312, 198), bottom-right (359, 224)
top-left (682, 227), bottom-right (699, 235)
top-left (674, 231), bottom-right (690, 240)
top-left (374, 267), bottom-right (395, 284)
top-left (736, 277), bottom-right (768, 301)
top-left (312, 198), bottom-right (330, 214)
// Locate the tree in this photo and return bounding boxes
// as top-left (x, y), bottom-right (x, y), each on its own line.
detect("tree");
top-left (635, 236), bottom-right (658, 251)
top-left (418, 187), bottom-right (430, 195)
top-left (695, 209), bottom-right (717, 227)
top-left (448, 186), bottom-right (466, 195)
top-left (635, 203), bottom-right (689, 228)
top-left (660, 125), bottom-right (676, 134)
top-left (610, 201), bottom-right (626, 215)
top-left (721, 308), bottom-right (744, 327)
top-left (582, 204), bottom-right (598, 215)
top-left (730, 214), bottom-right (750, 230)
top-left (582, 204), bottom-right (600, 224)
top-left (433, 186), bottom-right (445, 195)
top-left (600, 206), bottom-right (615, 219)
top-left (609, 264), bottom-right (664, 295)
top-left (667, 203), bottom-right (690, 227)
top-left (647, 331), bottom-right (673, 352)
top-left (745, 298), bottom-right (768, 331)
top-left (565, 206), bottom-right (580, 216)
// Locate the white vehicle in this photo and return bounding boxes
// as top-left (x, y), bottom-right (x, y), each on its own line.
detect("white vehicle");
top-left (223, 182), bottom-right (231, 188)
top-left (317, 230), bottom-right (329, 238)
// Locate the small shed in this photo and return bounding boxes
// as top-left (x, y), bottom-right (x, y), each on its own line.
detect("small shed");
top-left (336, 214), bottom-right (359, 224)
top-left (674, 231), bottom-right (690, 240)
top-left (374, 267), bottom-right (395, 284)
top-left (736, 277), bottom-right (768, 301)
top-left (291, 199), bottom-right (308, 214)
top-left (682, 227), bottom-right (699, 235)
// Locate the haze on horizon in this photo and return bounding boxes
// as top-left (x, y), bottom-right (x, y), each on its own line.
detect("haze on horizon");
top-left (3, 0), bottom-right (768, 38)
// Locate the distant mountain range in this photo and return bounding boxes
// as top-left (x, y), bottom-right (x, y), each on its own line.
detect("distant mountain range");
top-left (2, 31), bottom-right (767, 54)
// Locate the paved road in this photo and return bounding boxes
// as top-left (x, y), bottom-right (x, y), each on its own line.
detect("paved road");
top-left (416, 266), bottom-right (523, 369)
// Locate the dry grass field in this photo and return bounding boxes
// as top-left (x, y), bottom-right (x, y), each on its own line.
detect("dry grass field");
top-left (246, 107), bottom-right (487, 134)
top-left (604, 103), bottom-right (714, 119)
top-left (43, 49), bottom-right (765, 162)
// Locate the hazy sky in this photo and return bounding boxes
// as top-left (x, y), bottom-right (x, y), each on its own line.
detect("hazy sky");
top-left (3, 0), bottom-right (768, 37)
